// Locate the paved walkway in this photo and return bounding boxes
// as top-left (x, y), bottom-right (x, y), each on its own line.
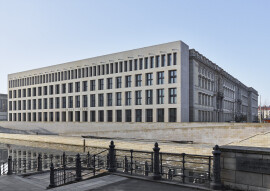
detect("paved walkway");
top-left (0, 174), bottom-right (207, 191)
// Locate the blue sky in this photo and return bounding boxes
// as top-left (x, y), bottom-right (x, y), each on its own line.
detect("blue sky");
top-left (0, 0), bottom-right (269, 104)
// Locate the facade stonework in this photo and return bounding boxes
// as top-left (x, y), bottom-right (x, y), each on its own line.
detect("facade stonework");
top-left (7, 41), bottom-right (258, 123)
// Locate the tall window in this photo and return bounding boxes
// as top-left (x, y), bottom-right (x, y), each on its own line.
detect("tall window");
top-left (134, 59), bottom-right (138, 70)
top-left (161, 55), bottom-right (165, 67)
top-left (146, 109), bottom-right (153, 122)
top-left (169, 70), bottom-right (177, 83)
top-left (173, 53), bottom-right (177, 65)
top-left (116, 110), bottom-right (122, 122)
top-left (107, 93), bottom-right (113, 106)
top-left (167, 54), bottom-right (172, 66)
top-left (55, 97), bottom-right (60, 109)
top-left (125, 75), bottom-right (132, 88)
top-left (135, 109), bottom-right (142, 122)
top-left (150, 57), bottom-right (154, 68)
top-left (157, 72), bottom-right (164, 85)
top-left (156, 56), bottom-right (160, 67)
top-left (125, 91), bottom-right (132, 106)
top-left (90, 80), bottom-right (95, 91)
top-left (62, 97), bottom-right (66, 108)
top-left (62, 84), bottom-right (66, 94)
top-left (146, 90), bottom-right (153, 105)
top-left (98, 94), bottom-right (104, 107)
top-left (125, 109), bottom-right (132, 122)
top-left (98, 79), bottom-right (104, 90)
top-left (169, 88), bottom-right (177, 104)
top-left (49, 86), bottom-right (53, 95)
top-left (83, 81), bottom-right (88, 91)
top-left (139, 58), bottom-right (143, 70)
top-left (107, 110), bottom-right (113, 122)
top-left (83, 95), bottom-right (88, 107)
top-left (99, 110), bottom-right (104, 122)
top-left (157, 109), bottom-right (164, 122)
top-left (135, 74), bottom-right (142, 87)
top-left (49, 98), bottom-right (53, 109)
top-left (68, 96), bottom-right (73, 108)
top-left (144, 58), bottom-right (148, 69)
top-left (75, 96), bottom-right (80, 108)
top-left (129, 60), bottom-right (133, 71)
top-left (107, 78), bottom-right (113, 89)
top-left (90, 111), bottom-right (95, 122)
top-left (68, 83), bottom-right (73, 93)
top-left (116, 92), bottom-right (122, 106)
top-left (146, 73), bottom-right (153, 86)
top-left (135, 91), bottom-right (142, 105)
top-left (157, 89), bottom-right (164, 104)
top-left (116, 77), bottom-right (122, 88)
top-left (169, 108), bottom-right (177, 122)
top-left (90, 94), bottom-right (95, 107)
top-left (55, 85), bottom-right (60, 94)
top-left (75, 82), bottom-right (80, 92)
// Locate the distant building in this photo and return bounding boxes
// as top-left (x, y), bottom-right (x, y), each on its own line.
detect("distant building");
top-left (258, 106), bottom-right (270, 121)
top-left (7, 41), bottom-right (258, 123)
top-left (0, 94), bottom-right (8, 121)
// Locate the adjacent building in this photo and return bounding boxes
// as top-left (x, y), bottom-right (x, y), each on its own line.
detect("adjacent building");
top-left (0, 94), bottom-right (7, 121)
top-left (7, 41), bottom-right (258, 123)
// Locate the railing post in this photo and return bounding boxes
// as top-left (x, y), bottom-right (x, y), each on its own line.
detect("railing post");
top-left (168, 169), bottom-right (173, 180)
top-left (124, 156), bottom-right (128, 173)
top-left (48, 162), bottom-right (55, 188)
top-left (37, 154), bottom-right (42, 171)
top-left (130, 150), bottom-right (133, 175)
top-left (7, 156), bottom-right (12, 175)
top-left (87, 152), bottom-right (90, 168)
top-left (182, 153), bottom-right (186, 183)
top-left (151, 152), bottom-right (153, 173)
top-left (210, 145), bottom-right (222, 190)
top-left (76, 153), bottom-right (82, 181)
top-left (93, 155), bottom-right (96, 176)
top-left (108, 141), bottom-right (116, 172)
top-left (145, 161), bottom-right (149, 176)
top-left (152, 142), bottom-right (161, 180)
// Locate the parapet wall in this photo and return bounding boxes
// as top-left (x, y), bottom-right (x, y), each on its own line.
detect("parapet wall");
top-left (0, 122), bottom-right (269, 145)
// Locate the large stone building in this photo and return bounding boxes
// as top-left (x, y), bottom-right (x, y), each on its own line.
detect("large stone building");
top-left (7, 41), bottom-right (258, 123)
top-left (0, 94), bottom-right (8, 121)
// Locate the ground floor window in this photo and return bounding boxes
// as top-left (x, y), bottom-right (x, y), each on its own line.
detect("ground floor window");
top-left (125, 109), bottom-right (132, 122)
top-left (116, 110), bottom-right (122, 122)
top-left (157, 109), bottom-right (164, 122)
top-left (146, 109), bottom-right (153, 122)
top-left (135, 109), bottom-right (142, 122)
top-left (169, 108), bottom-right (177, 122)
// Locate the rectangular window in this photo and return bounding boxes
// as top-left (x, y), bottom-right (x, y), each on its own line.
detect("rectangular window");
top-left (116, 110), bottom-right (122, 122)
top-left (116, 77), bottom-right (122, 88)
top-left (150, 57), bottom-right (154, 68)
top-left (115, 63), bottom-right (118, 73)
top-left (116, 92), bottom-right (122, 106)
top-left (90, 94), bottom-right (95, 107)
top-left (135, 74), bottom-right (142, 87)
top-left (157, 89), bottom-right (164, 104)
top-left (98, 94), bottom-right (104, 107)
top-left (134, 59), bottom-right (138, 70)
top-left (33, 87), bottom-right (37, 96)
top-left (157, 109), bottom-right (164, 122)
top-left (125, 91), bottom-right (132, 106)
top-left (62, 84), bottom-right (66, 94)
top-left (107, 93), bottom-right (113, 106)
top-left (55, 85), bottom-right (60, 94)
top-left (62, 97), bottom-right (66, 108)
top-left (146, 73), bottom-right (153, 86)
top-left (125, 109), bottom-right (132, 122)
top-left (135, 90), bottom-right (142, 105)
top-left (169, 108), bottom-right (177, 122)
top-left (169, 70), bottom-right (177, 83)
top-left (107, 110), bottom-right (113, 122)
top-left (144, 57), bottom-right (148, 69)
top-left (119, 62), bottom-right (123, 72)
top-left (173, 53), bottom-right (177, 65)
top-left (124, 61), bottom-right (128, 72)
top-left (161, 55), bottom-right (165, 67)
top-left (110, 63), bottom-right (113, 74)
top-left (38, 87), bottom-right (42, 96)
top-left (157, 72), bottom-right (164, 85)
top-left (167, 54), bottom-right (172, 66)
top-left (38, 99), bottom-right (42, 109)
top-left (83, 81), bottom-right (88, 91)
top-left (107, 78), bottom-right (113, 89)
top-left (68, 96), bottom-right (73, 108)
top-left (68, 83), bottom-right (73, 93)
top-left (90, 111), bottom-right (96, 122)
top-left (83, 95), bottom-right (88, 107)
top-left (55, 97), bottom-right (60, 109)
top-left (146, 109), bottom-right (153, 122)
top-left (169, 88), bottom-right (177, 104)
top-left (135, 109), bottom-right (142, 122)
top-left (145, 90), bottom-right (153, 105)
top-left (43, 98), bottom-right (48, 109)
top-left (129, 60), bottom-right (133, 71)
top-left (98, 79), bottom-right (103, 90)
top-left (125, 75), bottom-right (132, 88)
top-left (49, 85), bottom-right (53, 95)
top-left (156, 56), bottom-right (160, 67)
top-left (99, 110), bottom-right (104, 122)
top-left (139, 58), bottom-right (143, 70)
top-left (90, 80), bottom-right (95, 91)
top-left (75, 82), bottom-right (80, 92)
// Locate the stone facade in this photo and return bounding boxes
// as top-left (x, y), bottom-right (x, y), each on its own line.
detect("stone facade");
top-left (7, 41), bottom-right (257, 123)
top-left (0, 94), bottom-right (8, 121)
top-left (189, 49), bottom-right (258, 122)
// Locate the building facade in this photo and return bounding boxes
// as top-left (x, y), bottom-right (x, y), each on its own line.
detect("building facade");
top-left (7, 41), bottom-right (258, 123)
top-left (0, 94), bottom-right (7, 121)
top-left (258, 106), bottom-right (270, 120)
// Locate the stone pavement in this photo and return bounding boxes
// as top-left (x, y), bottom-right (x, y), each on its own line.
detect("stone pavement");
top-left (0, 174), bottom-right (208, 191)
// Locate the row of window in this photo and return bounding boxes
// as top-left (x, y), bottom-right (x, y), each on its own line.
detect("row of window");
top-left (198, 76), bottom-right (215, 91)
top-left (9, 88), bottom-right (177, 111)
top-left (9, 108), bottom-right (178, 122)
top-left (9, 70), bottom-right (177, 99)
top-left (198, 93), bottom-right (213, 107)
top-left (9, 53), bottom-right (178, 89)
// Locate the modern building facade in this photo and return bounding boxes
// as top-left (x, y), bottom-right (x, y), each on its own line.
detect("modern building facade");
top-left (7, 41), bottom-right (258, 123)
top-left (0, 94), bottom-right (7, 121)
